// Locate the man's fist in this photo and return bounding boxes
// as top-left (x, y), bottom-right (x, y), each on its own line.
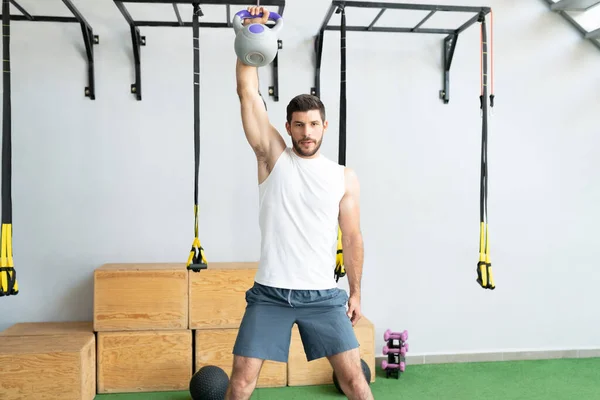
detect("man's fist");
top-left (243, 6), bottom-right (270, 26)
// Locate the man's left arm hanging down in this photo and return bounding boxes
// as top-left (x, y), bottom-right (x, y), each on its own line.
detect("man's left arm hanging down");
top-left (338, 167), bottom-right (364, 326)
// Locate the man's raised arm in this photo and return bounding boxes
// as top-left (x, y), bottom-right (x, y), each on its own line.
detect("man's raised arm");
top-left (235, 7), bottom-right (285, 168)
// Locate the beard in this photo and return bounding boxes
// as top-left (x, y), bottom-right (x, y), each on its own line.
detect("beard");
top-left (292, 136), bottom-right (322, 157)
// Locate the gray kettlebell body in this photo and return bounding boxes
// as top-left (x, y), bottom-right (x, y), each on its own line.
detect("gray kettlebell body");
top-left (233, 10), bottom-right (283, 67)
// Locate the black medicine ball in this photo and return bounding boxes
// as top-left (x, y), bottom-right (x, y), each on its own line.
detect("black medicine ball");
top-left (189, 365), bottom-right (229, 400)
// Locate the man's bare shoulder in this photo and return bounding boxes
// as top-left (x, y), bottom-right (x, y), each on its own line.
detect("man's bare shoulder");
top-left (343, 167), bottom-right (360, 195)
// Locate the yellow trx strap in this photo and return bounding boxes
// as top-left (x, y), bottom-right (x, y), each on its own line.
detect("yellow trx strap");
top-left (187, 204), bottom-right (207, 272)
top-left (186, 3), bottom-right (207, 273)
top-left (1, 0), bottom-right (18, 297)
top-left (335, 226), bottom-right (345, 282)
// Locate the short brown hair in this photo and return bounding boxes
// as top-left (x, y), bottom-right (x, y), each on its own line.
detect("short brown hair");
top-left (286, 94), bottom-right (326, 124)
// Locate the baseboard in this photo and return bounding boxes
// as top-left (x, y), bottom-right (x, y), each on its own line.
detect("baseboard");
top-left (375, 348), bottom-right (600, 367)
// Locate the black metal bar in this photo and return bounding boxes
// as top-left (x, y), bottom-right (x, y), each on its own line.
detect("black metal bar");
top-left (439, 34), bottom-right (457, 104)
top-left (62, 0), bottom-right (92, 26)
top-left (130, 28), bottom-right (144, 100)
top-left (367, 8), bottom-right (386, 30)
top-left (133, 20), bottom-right (228, 27)
top-left (62, 0), bottom-right (99, 100)
top-left (316, 3), bottom-right (337, 36)
top-left (413, 10), bottom-right (435, 31)
top-left (114, 1), bottom-right (145, 100)
top-left (325, 25), bottom-right (457, 34)
top-left (455, 12), bottom-right (482, 34)
top-left (119, 0), bottom-right (284, 3)
top-left (269, 40), bottom-right (282, 102)
top-left (0, 14), bottom-right (78, 22)
top-left (10, 0), bottom-right (32, 20)
top-left (311, 30), bottom-right (324, 97)
top-left (173, 3), bottom-right (183, 26)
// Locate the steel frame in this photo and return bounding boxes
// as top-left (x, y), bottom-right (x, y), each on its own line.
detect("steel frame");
top-left (0, 0), bottom-right (99, 99)
top-left (311, 1), bottom-right (491, 104)
top-left (550, 0), bottom-right (600, 11)
top-left (542, 0), bottom-right (600, 51)
top-left (113, 0), bottom-right (286, 101)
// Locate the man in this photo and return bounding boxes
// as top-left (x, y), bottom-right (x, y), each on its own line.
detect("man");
top-left (226, 6), bottom-right (373, 400)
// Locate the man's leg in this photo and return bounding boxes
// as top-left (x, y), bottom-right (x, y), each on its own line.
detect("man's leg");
top-left (294, 287), bottom-right (373, 400)
top-left (225, 355), bottom-right (264, 400)
top-left (328, 348), bottom-right (373, 400)
top-left (227, 282), bottom-right (296, 400)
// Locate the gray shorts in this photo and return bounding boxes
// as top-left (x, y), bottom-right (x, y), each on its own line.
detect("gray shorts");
top-left (232, 281), bottom-right (360, 363)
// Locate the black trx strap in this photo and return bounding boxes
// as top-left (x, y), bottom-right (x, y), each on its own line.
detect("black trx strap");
top-left (1, 0), bottom-right (18, 296)
top-left (338, 6), bottom-right (346, 168)
top-left (187, 2), bottom-right (207, 272)
top-left (334, 5), bottom-right (346, 283)
top-left (476, 11), bottom-right (494, 290)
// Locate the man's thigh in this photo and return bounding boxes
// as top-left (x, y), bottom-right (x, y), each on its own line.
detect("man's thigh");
top-left (293, 288), bottom-right (359, 361)
top-left (232, 283), bottom-right (296, 363)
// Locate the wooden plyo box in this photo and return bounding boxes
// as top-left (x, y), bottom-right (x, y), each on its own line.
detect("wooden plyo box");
top-left (0, 321), bottom-right (94, 337)
top-left (195, 328), bottom-right (287, 388)
top-left (0, 334), bottom-right (96, 400)
top-left (189, 262), bottom-right (257, 329)
top-left (97, 330), bottom-right (192, 393)
top-left (287, 316), bottom-right (376, 386)
top-left (94, 263), bottom-right (188, 331)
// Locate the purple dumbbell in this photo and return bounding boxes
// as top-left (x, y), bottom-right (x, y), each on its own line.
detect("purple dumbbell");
top-left (384, 329), bottom-right (408, 342)
top-left (382, 360), bottom-right (406, 372)
top-left (382, 345), bottom-right (407, 356)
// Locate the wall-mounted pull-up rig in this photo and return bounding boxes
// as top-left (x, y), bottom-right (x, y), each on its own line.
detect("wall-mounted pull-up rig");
top-left (112, 0), bottom-right (286, 101)
top-left (311, 0), bottom-right (491, 104)
top-left (0, 0), bottom-right (99, 100)
top-left (312, 1), bottom-right (497, 290)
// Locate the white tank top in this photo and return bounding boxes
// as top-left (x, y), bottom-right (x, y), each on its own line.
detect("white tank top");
top-left (254, 147), bottom-right (346, 290)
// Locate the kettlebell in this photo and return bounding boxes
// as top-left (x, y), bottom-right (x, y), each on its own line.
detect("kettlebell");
top-left (233, 9), bottom-right (283, 67)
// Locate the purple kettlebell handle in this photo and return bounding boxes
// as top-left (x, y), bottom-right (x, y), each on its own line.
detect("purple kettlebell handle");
top-left (235, 9), bottom-right (282, 21)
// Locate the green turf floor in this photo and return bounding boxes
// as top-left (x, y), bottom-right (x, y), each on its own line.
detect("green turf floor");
top-left (95, 357), bottom-right (600, 400)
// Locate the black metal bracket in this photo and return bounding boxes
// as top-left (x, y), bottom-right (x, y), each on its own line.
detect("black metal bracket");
top-left (0, 0), bottom-right (99, 99)
top-left (268, 39), bottom-right (283, 101)
top-left (440, 34), bottom-right (457, 104)
top-left (113, 0), bottom-right (286, 101)
top-left (312, 1), bottom-right (491, 104)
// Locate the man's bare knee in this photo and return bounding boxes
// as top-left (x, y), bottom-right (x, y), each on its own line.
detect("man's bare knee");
top-left (328, 349), bottom-right (373, 400)
top-left (225, 355), bottom-right (264, 400)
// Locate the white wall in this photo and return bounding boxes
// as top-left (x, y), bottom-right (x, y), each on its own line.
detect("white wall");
top-left (1, 0), bottom-right (599, 357)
